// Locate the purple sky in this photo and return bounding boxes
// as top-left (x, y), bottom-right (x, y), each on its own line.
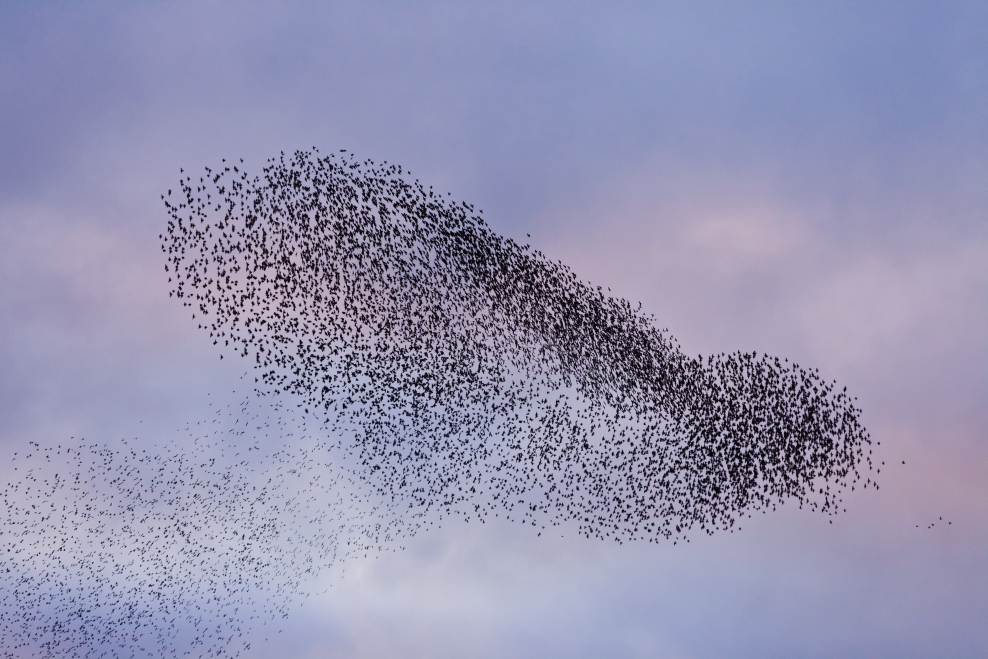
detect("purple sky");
top-left (1, 2), bottom-right (986, 657)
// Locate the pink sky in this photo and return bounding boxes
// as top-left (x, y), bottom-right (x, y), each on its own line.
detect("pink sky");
top-left (1, 3), bottom-right (986, 657)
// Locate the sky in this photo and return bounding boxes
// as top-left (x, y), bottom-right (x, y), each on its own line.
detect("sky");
top-left (1, 2), bottom-right (987, 657)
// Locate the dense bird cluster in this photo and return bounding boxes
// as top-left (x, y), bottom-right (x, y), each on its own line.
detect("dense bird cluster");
top-left (162, 148), bottom-right (873, 540)
top-left (1, 148), bottom-right (874, 658)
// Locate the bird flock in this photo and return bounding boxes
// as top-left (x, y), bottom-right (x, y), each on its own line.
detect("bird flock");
top-left (1, 148), bottom-right (874, 657)
top-left (1, 398), bottom-right (408, 658)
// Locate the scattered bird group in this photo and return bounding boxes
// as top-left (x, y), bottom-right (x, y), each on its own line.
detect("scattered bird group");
top-left (1, 398), bottom-right (408, 658)
top-left (2, 148), bottom-right (875, 657)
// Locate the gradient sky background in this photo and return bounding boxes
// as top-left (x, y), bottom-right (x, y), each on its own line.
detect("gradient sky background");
top-left (2, 2), bottom-right (987, 658)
